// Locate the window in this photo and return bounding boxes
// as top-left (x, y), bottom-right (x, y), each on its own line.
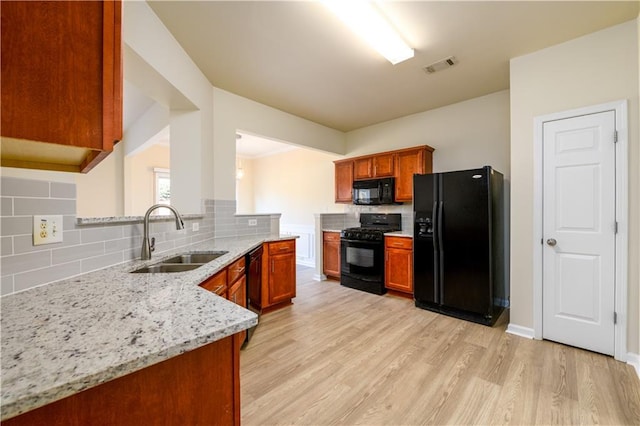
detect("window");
top-left (154, 168), bottom-right (171, 215)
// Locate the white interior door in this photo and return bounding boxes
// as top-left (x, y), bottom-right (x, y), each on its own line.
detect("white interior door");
top-left (542, 110), bottom-right (616, 356)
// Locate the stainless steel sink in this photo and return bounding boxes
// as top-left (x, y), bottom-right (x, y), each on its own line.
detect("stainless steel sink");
top-left (130, 251), bottom-right (229, 273)
top-left (131, 264), bottom-right (203, 274)
top-left (159, 251), bottom-right (228, 264)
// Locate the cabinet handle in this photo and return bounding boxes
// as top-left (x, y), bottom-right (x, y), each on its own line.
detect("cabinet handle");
top-left (237, 267), bottom-right (245, 274)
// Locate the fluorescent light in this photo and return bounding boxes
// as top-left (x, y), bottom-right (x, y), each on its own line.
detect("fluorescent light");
top-left (323, 0), bottom-right (414, 65)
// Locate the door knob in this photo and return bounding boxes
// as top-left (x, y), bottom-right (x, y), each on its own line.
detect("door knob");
top-left (546, 238), bottom-right (557, 246)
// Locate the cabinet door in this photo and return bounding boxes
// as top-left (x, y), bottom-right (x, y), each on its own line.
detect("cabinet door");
top-left (199, 270), bottom-right (227, 296)
top-left (385, 238), bottom-right (413, 293)
top-left (228, 275), bottom-right (247, 350)
top-left (395, 148), bottom-right (432, 202)
top-left (353, 157), bottom-right (373, 180)
top-left (1, 1), bottom-right (123, 173)
top-left (268, 253), bottom-right (296, 305)
top-left (373, 153), bottom-right (395, 177)
top-left (322, 232), bottom-right (341, 279)
top-left (334, 160), bottom-right (354, 203)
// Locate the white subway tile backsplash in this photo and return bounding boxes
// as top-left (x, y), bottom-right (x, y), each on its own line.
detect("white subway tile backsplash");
top-left (1, 177), bottom-right (49, 197)
top-left (1, 217), bottom-right (32, 236)
top-left (14, 198), bottom-right (76, 215)
top-left (1, 197), bottom-right (13, 216)
top-left (1, 237), bottom-right (13, 256)
top-left (1, 251), bottom-right (51, 275)
top-left (1, 275), bottom-right (14, 295)
top-left (80, 226), bottom-right (123, 244)
top-left (50, 182), bottom-right (76, 199)
top-left (81, 252), bottom-right (124, 273)
top-left (52, 242), bottom-right (104, 265)
top-left (1, 176), bottom-right (281, 296)
top-left (14, 261), bottom-right (82, 292)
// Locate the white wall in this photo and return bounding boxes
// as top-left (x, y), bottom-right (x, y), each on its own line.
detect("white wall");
top-left (346, 90), bottom-right (511, 177)
top-left (211, 88), bottom-right (346, 201)
top-left (125, 144), bottom-right (170, 216)
top-left (248, 148), bottom-right (345, 226)
top-left (510, 20), bottom-right (639, 353)
top-left (124, 1), bottom-right (212, 213)
top-left (236, 157), bottom-right (255, 214)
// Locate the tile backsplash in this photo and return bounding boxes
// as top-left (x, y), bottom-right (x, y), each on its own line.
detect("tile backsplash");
top-left (0, 177), bottom-right (278, 296)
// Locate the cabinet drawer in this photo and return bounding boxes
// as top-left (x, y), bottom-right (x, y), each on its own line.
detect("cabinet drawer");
top-left (268, 240), bottom-right (295, 255)
top-left (385, 236), bottom-right (412, 250)
top-left (228, 257), bottom-right (246, 284)
top-left (323, 232), bottom-right (340, 242)
top-left (199, 270), bottom-right (227, 296)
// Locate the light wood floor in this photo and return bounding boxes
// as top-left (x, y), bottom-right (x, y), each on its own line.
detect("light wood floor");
top-left (241, 266), bottom-right (640, 425)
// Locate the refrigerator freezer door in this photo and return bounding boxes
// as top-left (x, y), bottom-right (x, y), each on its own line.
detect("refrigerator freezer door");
top-left (439, 168), bottom-right (492, 315)
top-left (413, 174), bottom-right (438, 304)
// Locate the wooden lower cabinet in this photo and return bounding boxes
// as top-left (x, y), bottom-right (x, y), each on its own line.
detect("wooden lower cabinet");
top-left (385, 236), bottom-right (413, 294)
top-left (262, 239), bottom-right (296, 309)
top-left (323, 231), bottom-right (341, 280)
top-left (3, 337), bottom-right (240, 426)
top-left (228, 274), bottom-right (247, 349)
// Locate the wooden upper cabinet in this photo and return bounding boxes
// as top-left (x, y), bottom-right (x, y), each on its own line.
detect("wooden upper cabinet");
top-left (354, 154), bottom-right (394, 179)
top-left (394, 146), bottom-right (434, 202)
top-left (373, 153), bottom-right (395, 177)
top-left (353, 157), bottom-right (373, 179)
top-left (334, 160), bottom-right (354, 203)
top-left (0, 1), bottom-right (123, 173)
top-left (334, 145), bottom-right (434, 204)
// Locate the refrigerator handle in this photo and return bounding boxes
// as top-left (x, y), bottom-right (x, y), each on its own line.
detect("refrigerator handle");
top-left (438, 200), bottom-right (445, 302)
top-left (438, 201), bottom-right (444, 253)
top-left (432, 201), bottom-right (439, 250)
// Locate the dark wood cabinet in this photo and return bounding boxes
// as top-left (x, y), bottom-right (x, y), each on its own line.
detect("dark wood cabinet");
top-left (3, 337), bottom-right (240, 426)
top-left (262, 239), bottom-right (296, 309)
top-left (199, 270), bottom-right (227, 296)
top-left (354, 157), bottom-right (373, 179)
top-left (373, 153), bottom-right (395, 177)
top-left (322, 232), bottom-right (341, 280)
top-left (334, 160), bottom-right (354, 203)
top-left (385, 236), bottom-right (413, 294)
top-left (394, 146), bottom-right (434, 202)
top-left (334, 145), bottom-right (434, 203)
top-left (0, 1), bottom-right (123, 173)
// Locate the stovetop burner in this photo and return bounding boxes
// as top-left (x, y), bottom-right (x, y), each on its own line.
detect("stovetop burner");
top-left (340, 214), bottom-right (401, 241)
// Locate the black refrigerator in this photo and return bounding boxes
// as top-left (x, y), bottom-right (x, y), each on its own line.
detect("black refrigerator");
top-left (413, 166), bottom-right (506, 326)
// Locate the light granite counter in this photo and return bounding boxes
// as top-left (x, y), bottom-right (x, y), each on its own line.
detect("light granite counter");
top-left (384, 231), bottom-right (413, 238)
top-left (0, 235), bottom-right (295, 420)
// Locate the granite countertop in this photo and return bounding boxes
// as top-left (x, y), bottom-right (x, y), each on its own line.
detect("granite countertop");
top-left (0, 235), bottom-right (295, 420)
top-left (384, 231), bottom-right (413, 238)
top-left (322, 229), bottom-right (343, 233)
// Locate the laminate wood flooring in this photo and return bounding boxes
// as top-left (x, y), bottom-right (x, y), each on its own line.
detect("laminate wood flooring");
top-left (240, 267), bottom-right (640, 425)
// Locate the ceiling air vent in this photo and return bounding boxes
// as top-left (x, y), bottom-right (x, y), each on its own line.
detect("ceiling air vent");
top-left (423, 56), bottom-right (458, 74)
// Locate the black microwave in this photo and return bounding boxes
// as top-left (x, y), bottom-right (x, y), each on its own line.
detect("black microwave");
top-left (352, 177), bottom-right (397, 205)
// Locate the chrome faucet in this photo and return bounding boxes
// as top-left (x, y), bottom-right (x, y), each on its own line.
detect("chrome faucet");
top-left (141, 204), bottom-right (185, 260)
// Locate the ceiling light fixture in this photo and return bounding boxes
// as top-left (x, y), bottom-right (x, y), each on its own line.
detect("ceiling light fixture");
top-left (322, 0), bottom-right (414, 65)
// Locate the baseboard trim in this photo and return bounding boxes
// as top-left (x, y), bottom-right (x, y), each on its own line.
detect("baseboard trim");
top-left (627, 352), bottom-right (640, 379)
top-left (505, 324), bottom-right (535, 339)
top-left (312, 273), bottom-right (326, 282)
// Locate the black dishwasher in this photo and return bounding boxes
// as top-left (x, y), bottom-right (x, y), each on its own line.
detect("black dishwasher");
top-left (245, 245), bottom-right (263, 343)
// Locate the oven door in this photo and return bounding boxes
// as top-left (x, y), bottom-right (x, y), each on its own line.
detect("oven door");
top-left (340, 238), bottom-right (384, 290)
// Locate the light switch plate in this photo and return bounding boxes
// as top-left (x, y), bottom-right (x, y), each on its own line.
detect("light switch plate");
top-left (33, 215), bottom-right (63, 245)
top-left (248, 219), bottom-right (257, 226)
top-left (192, 222), bottom-right (199, 232)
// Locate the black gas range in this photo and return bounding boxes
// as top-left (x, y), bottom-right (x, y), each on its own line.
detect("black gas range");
top-left (340, 213), bottom-right (401, 295)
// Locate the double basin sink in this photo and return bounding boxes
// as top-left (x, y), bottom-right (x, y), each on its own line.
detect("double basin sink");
top-left (131, 251), bottom-right (229, 273)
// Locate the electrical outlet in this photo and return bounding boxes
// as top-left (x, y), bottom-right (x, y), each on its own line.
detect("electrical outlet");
top-left (192, 222), bottom-right (200, 232)
top-left (248, 219), bottom-right (257, 226)
top-left (33, 215), bottom-right (63, 245)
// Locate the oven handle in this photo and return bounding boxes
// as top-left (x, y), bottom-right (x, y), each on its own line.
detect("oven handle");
top-left (340, 238), bottom-right (381, 246)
